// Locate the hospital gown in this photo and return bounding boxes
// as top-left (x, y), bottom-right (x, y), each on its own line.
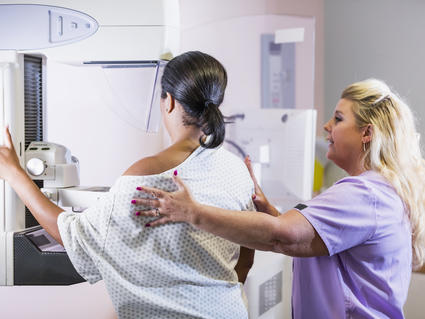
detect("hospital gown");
top-left (57, 146), bottom-right (255, 319)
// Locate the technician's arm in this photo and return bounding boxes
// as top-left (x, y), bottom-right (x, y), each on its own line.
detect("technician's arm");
top-left (136, 176), bottom-right (328, 257)
top-left (187, 204), bottom-right (327, 257)
top-left (0, 127), bottom-right (64, 245)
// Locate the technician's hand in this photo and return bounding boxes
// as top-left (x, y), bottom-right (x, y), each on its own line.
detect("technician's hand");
top-left (0, 126), bottom-right (23, 181)
top-left (132, 172), bottom-right (200, 227)
top-left (244, 155), bottom-right (280, 217)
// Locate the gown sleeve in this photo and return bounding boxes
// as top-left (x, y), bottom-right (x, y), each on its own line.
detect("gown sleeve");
top-left (295, 176), bottom-right (377, 256)
top-left (57, 191), bottom-right (116, 283)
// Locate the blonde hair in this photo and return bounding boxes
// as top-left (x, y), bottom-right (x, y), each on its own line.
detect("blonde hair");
top-left (341, 79), bottom-right (425, 269)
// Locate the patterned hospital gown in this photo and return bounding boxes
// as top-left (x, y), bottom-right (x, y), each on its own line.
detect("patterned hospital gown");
top-left (57, 146), bottom-right (255, 318)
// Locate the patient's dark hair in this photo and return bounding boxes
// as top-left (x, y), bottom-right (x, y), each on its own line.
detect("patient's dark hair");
top-left (161, 51), bottom-right (227, 148)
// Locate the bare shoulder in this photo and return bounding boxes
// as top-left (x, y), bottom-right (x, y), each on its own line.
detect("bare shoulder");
top-left (122, 156), bottom-right (165, 176)
top-left (122, 148), bottom-right (189, 176)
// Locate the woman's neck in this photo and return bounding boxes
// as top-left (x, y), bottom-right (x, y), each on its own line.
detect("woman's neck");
top-left (168, 126), bottom-right (202, 149)
top-left (344, 159), bottom-right (366, 176)
top-left (168, 138), bottom-right (201, 154)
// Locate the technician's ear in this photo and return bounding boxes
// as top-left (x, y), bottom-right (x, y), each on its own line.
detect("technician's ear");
top-left (362, 124), bottom-right (373, 144)
top-left (165, 92), bottom-right (175, 114)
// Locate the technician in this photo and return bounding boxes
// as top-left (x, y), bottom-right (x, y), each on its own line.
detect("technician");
top-left (134, 79), bottom-right (425, 319)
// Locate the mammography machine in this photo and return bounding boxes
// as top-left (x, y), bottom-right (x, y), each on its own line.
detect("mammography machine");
top-left (0, 0), bottom-right (179, 286)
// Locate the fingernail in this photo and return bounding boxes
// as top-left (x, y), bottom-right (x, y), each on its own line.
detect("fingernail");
top-left (136, 187), bottom-right (142, 191)
top-left (252, 194), bottom-right (256, 200)
top-left (173, 170), bottom-right (178, 176)
top-left (145, 223), bottom-right (151, 227)
top-left (135, 211), bottom-right (141, 216)
top-left (131, 200), bottom-right (137, 204)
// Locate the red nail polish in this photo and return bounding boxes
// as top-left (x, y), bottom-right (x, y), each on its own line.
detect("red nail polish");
top-left (131, 200), bottom-right (137, 204)
top-left (135, 211), bottom-right (141, 216)
top-left (252, 194), bottom-right (256, 200)
top-left (136, 187), bottom-right (142, 191)
top-left (173, 170), bottom-right (178, 176)
top-left (145, 223), bottom-right (151, 227)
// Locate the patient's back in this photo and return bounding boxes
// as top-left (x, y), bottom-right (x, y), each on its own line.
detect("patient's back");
top-left (58, 146), bottom-right (254, 319)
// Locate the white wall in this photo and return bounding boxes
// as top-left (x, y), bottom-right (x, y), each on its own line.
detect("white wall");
top-left (324, 0), bottom-right (425, 317)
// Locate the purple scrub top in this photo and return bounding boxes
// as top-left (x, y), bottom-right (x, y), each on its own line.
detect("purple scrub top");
top-left (293, 170), bottom-right (411, 319)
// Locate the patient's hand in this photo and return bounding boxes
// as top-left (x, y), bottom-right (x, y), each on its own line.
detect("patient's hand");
top-left (244, 156), bottom-right (280, 217)
top-left (0, 126), bottom-right (24, 181)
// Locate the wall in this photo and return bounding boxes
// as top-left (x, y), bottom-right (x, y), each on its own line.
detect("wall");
top-left (324, 0), bottom-right (425, 140)
top-left (324, 0), bottom-right (425, 317)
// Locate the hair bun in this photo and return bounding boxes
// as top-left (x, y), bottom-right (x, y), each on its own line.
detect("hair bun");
top-left (204, 100), bottom-right (215, 108)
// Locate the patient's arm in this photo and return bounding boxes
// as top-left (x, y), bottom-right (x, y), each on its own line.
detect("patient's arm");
top-left (235, 247), bottom-right (255, 283)
top-left (244, 156), bottom-right (279, 217)
top-left (10, 170), bottom-right (64, 244)
top-left (0, 127), bottom-right (64, 244)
